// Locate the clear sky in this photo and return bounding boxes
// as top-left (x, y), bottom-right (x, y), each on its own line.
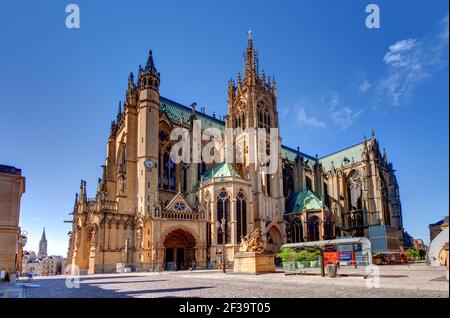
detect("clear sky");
top-left (0, 1), bottom-right (448, 256)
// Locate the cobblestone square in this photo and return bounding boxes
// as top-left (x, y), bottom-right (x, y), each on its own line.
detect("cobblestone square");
top-left (3, 264), bottom-right (447, 298)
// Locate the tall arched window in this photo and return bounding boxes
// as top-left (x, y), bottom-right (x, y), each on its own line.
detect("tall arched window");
top-left (323, 182), bottom-right (330, 208)
top-left (308, 215), bottom-right (320, 241)
top-left (161, 152), bottom-right (176, 191)
top-left (305, 176), bottom-right (312, 191)
top-left (283, 163), bottom-right (294, 197)
top-left (380, 176), bottom-right (391, 225)
top-left (217, 190), bottom-right (231, 244)
top-left (288, 217), bottom-right (303, 243)
top-left (324, 212), bottom-right (333, 239)
top-left (236, 191), bottom-right (247, 240)
top-left (347, 171), bottom-right (362, 211)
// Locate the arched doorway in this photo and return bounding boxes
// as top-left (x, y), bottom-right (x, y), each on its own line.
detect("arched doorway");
top-left (266, 225), bottom-right (283, 253)
top-left (163, 229), bottom-right (196, 270)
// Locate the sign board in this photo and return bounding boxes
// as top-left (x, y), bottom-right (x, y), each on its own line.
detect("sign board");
top-left (339, 251), bottom-right (355, 265)
top-left (323, 251), bottom-right (340, 265)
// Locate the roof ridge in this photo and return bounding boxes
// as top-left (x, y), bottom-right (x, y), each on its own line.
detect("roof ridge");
top-left (160, 96), bottom-right (225, 125)
top-left (318, 141), bottom-right (365, 160)
top-left (281, 145), bottom-right (316, 161)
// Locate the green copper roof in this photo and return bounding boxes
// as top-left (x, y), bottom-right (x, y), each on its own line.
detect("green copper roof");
top-left (285, 189), bottom-right (323, 214)
top-left (159, 96), bottom-right (364, 170)
top-left (160, 97), bottom-right (225, 130)
top-left (202, 162), bottom-right (242, 182)
top-left (281, 145), bottom-right (317, 167)
top-left (318, 142), bottom-right (365, 172)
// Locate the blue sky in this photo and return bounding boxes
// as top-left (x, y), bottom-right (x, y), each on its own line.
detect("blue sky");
top-left (0, 1), bottom-right (448, 255)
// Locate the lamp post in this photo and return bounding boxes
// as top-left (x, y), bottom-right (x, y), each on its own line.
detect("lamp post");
top-left (216, 217), bottom-right (226, 273)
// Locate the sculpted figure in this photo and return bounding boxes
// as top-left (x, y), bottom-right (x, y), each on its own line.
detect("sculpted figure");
top-left (239, 228), bottom-right (265, 253)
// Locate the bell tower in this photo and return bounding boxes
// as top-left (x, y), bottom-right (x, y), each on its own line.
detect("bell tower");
top-left (137, 50), bottom-right (160, 217)
top-left (227, 32), bottom-right (284, 233)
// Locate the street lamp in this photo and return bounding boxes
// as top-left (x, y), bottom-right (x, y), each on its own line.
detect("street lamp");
top-left (216, 217), bottom-right (227, 273)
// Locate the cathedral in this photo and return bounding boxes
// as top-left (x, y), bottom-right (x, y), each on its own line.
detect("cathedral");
top-left (66, 33), bottom-right (404, 274)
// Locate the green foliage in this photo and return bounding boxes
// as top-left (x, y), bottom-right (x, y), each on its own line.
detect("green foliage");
top-left (276, 248), bottom-right (296, 262)
top-left (406, 248), bottom-right (420, 260)
top-left (278, 248), bottom-right (320, 262)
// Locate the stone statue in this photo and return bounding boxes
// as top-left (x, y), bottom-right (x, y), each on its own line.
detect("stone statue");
top-left (239, 228), bottom-right (265, 253)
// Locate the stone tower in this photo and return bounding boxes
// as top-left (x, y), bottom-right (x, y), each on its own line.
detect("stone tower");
top-left (135, 51), bottom-right (161, 263)
top-left (226, 31), bottom-right (285, 235)
top-left (38, 227), bottom-right (47, 258)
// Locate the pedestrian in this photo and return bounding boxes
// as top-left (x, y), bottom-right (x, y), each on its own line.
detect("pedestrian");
top-left (191, 260), bottom-right (197, 270)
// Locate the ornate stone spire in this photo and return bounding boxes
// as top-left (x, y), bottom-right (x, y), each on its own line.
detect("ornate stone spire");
top-left (79, 180), bottom-right (87, 202)
top-left (128, 72), bottom-right (134, 87)
top-left (243, 30), bottom-right (258, 86)
top-left (73, 192), bottom-right (79, 213)
top-left (144, 50), bottom-right (158, 74)
top-left (116, 101), bottom-right (122, 122)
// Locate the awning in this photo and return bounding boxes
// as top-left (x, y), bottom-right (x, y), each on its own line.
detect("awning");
top-left (281, 237), bottom-right (372, 264)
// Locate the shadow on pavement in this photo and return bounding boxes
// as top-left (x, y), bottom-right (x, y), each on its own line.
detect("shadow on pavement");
top-left (21, 276), bottom-right (214, 298)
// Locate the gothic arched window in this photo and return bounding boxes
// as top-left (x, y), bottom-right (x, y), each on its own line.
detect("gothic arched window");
top-left (347, 170), bottom-right (362, 211)
top-left (283, 163), bottom-right (294, 197)
top-left (236, 191), bottom-right (247, 239)
top-left (324, 212), bottom-right (333, 239)
top-left (161, 152), bottom-right (176, 191)
top-left (217, 190), bottom-right (231, 244)
top-left (305, 176), bottom-right (312, 191)
top-left (288, 217), bottom-right (303, 243)
top-left (307, 215), bottom-right (320, 241)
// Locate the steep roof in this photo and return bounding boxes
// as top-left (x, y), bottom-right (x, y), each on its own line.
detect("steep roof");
top-left (281, 145), bottom-right (317, 167)
top-left (202, 162), bottom-right (242, 182)
top-left (285, 189), bottom-right (323, 214)
top-left (318, 142), bottom-right (365, 172)
top-left (159, 97), bottom-right (365, 169)
top-left (160, 97), bottom-right (225, 130)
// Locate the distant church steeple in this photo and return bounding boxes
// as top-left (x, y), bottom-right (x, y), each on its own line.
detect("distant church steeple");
top-left (38, 227), bottom-right (48, 258)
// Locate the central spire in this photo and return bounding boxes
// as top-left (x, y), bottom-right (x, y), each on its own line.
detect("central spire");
top-left (244, 30), bottom-right (258, 86)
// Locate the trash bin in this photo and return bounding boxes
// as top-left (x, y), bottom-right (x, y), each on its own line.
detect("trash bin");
top-left (327, 264), bottom-right (338, 278)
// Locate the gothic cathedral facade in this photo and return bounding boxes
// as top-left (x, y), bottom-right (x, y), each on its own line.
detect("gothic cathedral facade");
top-left (67, 35), bottom-right (404, 274)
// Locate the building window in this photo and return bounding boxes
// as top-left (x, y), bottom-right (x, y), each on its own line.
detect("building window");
top-left (217, 190), bottom-right (231, 244)
top-left (305, 176), bottom-right (312, 191)
top-left (283, 163), bottom-right (294, 197)
top-left (347, 171), bottom-right (362, 211)
top-left (236, 191), bottom-right (247, 240)
top-left (307, 215), bottom-right (320, 241)
top-left (323, 182), bottom-right (330, 208)
top-left (288, 217), bottom-right (303, 243)
top-left (161, 152), bottom-right (176, 191)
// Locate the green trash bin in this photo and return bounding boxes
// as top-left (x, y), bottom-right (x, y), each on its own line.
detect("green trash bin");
top-left (326, 264), bottom-right (338, 278)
